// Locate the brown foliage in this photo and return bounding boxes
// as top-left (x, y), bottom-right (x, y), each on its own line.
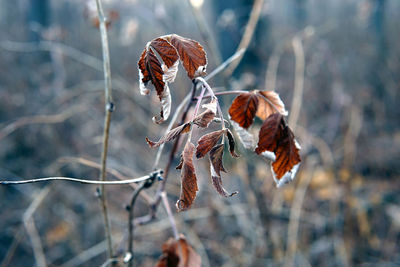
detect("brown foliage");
top-left (155, 236), bottom-right (201, 267)
top-left (209, 144), bottom-right (238, 197)
top-left (146, 123), bottom-right (191, 148)
top-left (255, 114), bottom-right (301, 186)
top-left (195, 130), bottom-right (225, 159)
top-left (228, 92), bottom-right (259, 129)
top-left (176, 142), bottom-right (198, 212)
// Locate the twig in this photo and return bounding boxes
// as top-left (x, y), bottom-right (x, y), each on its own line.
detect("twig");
top-left (95, 0), bottom-right (114, 261)
top-left (288, 35), bottom-right (305, 131)
top-left (126, 182), bottom-right (146, 267)
top-left (23, 186), bottom-right (51, 267)
top-left (205, 49), bottom-right (245, 82)
top-left (224, 0), bottom-right (265, 76)
top-left (0, 174), bottom-right (157, 185)
top-left (59, 241), bottom-right (107, 267)
top-left (284, 159), bottom-right (314, 267)
top-left (161, 191), bottom-right (179, 239)
top-left (0, 106), bottom-right (85, 141)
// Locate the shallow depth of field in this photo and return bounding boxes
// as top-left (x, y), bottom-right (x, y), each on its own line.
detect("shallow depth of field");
top-left (1, 0), bottom-right (400, 266)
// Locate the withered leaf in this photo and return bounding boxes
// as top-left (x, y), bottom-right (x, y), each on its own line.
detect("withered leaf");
top-left (155, 235), bottom-right (201, 267)
top-left (193, 98), bottom-right (217, 128)
top-left (176, 142), bottom-right (198, 212)
top-left (255, 90), bottom-right (288, 120)
top-left (228, 92), bottom-right (259, 129)
top-left (209, 144), bottom-right (238, 198)
top-left (255, 113), bottom-right (301, 187)
top-left (146, 123), bottom-right (191, 148)
top-left (138, 38), bottom-right (179, 123)
top-left (226, 129), bottom-right (239, 158)
top-left (195, 130), bottom-right (225, 159)
top-left (166, 34), bottom-right (207, 80)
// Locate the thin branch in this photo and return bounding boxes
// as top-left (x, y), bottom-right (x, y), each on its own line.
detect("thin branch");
top-left (205, 49), bottom-right (245, 82)
top-left (161, 192), bottom-right (179, 239)
top-left (224, 0), bottom-right (265, 76)
top-left (0, 106), bottom-right (85, 141)
top-left (95, 0), bottom-right (114, 261)
top-left (23, 186), bottom-right (51, 267)
top-left (0, 174), bottom-right (156, 185)
top-left (288, 35), bottom-right (305, 131)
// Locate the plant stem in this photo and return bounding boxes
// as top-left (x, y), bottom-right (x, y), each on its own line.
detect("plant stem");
top-left (0, 174), bottom-right (156, 185)
top-left (95, 0), bottom-right (114, 261)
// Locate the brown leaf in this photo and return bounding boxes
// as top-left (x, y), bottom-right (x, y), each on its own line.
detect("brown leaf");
top-left (193, 98), bottom-right (217, 128)
top-left (138, 38), bottom-right (179, 123)
top-left (176, 142), bottom-right (198, 211)
top-left (195, 130), bottom-right (225, 158)
top-left (155, 236), bottom-right (201, 267)
top-left (255, 113), bottom-right (301, 187)
top-left (209, 144), bottom-right (238, 197)
top-left (165, 34), bottom-right (207, 80)
top-left (228, 92), bottom-right (259, 129)
top-left (225, 129), bottom-right (239, 158)
top-left (255, 90), bottom-right (288, 120)
top-left (146, 123), bottom-right (191, 148)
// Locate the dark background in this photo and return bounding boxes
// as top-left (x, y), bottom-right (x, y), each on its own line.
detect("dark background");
top-left (0, 0), bottom-right (399, 266)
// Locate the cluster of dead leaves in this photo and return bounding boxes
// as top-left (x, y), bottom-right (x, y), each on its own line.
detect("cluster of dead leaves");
top-left (138, 34), bottom-right (207, 124)
top-left (228, 90), bottom-right (301, 187)
top-left (146, 98), bottom-right (239, 211)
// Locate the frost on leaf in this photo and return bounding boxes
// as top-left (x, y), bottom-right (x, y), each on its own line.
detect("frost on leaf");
top-left (155, 235), bottom-right (201, 267)
top-left (226, 129), bottom-right (239, 158)
top-left (146, 123), bottom-right (191, 148)
top-left (209, 144), bottom-right (238, 197)
top-left (137, 38), bottom-right (179, 123)
top-left (255, 113), bottom-right (301, 187)
top-left (231, 121), bottom-right (256, 150)
top-left (195, 130), bottom-right (225, 159)
top-left (165, 34), bottom-right (207, 79)
top-left (176, 142), bottom-right (198, 212)
top-left (193, 98), bottom-right (217, 128)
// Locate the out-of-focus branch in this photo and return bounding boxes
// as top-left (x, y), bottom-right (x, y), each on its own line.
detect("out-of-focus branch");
top-left (95, 0), bottom-right (114, 260)
top-left (288, 35), bottom-right (305, 131)
top-left (23, 186), bottom-right (51, 267)
top-left (0, 106), bottom-right (85, 141)
top-left (224, 0), bottom-right (265, 76)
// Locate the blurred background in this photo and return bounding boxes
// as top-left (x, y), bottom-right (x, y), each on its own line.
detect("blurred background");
top-left (1, 0), bottom-right (399, 266)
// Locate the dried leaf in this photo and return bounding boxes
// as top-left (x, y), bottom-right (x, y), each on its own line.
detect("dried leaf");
top-left (228, 92), bottom-right (259, 129)
top-left (231, 121), bottom-right (256, 150)
top-left (226, 129), bottom-right (239, 158)
top-left (165, 34), bottom-right (207, 79)
top-left (195, 130), bottom-right (225, 159)
top-left (255, 90), bottom-right (288, 120)
top-left (255, 113), bottom-right (301, 187)
top-left (176, 142), bottom-right (198, 211)
top-left (146, 123), bottom-right (191, 148)
top-left (155, 236), bottom-right (201, 267)
top-left (193, 99), bottom-right (217, 128)
top-left (209, 144), bottom-right (238, 197)
top-left (138, 38), bottom-right (179, 123)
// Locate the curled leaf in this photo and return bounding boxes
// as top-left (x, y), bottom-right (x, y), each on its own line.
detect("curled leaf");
top-left (146, 122), bottom-right (191, 148)
top-left (137, 38), bottom-right (179, 123)
top-left (193, 98), bottom-right (217, 128)
top-left (176, 142), bottom-right (198, 211)
top-left (209, 144), bottom-right (238, 197)
top-left (165, 34), bottom-right (207, 79)
top-left (195, 130), bottom-right (225, 159)
top-left (155, 235), bottom-right (201, 267)
top-left (255, 113), bottom-right (301, 187)
top-left (225, 129), bottom-right (239, 158)
top-left (228, 92), bottom-right (259, 129)
top-left (255, 90), bottom-right (288, 120)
